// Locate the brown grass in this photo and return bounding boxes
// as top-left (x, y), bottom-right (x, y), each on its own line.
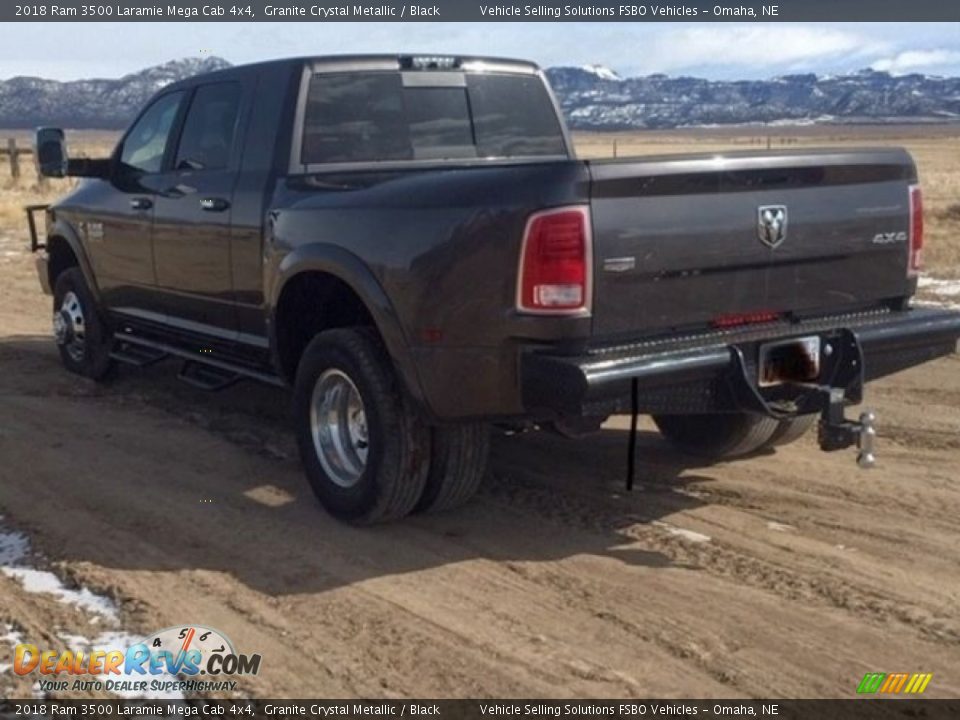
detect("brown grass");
top-left (0, 130), bottom-right (116, 231)
top-left (1, 126), bottom-right (958, 276)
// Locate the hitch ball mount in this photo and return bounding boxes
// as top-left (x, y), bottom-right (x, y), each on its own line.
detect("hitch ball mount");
top-left (818, 388), bottom-right (877, 469)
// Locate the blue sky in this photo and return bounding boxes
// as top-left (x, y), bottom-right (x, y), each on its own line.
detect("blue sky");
top-left (2, 22), bottom-right (958, 80)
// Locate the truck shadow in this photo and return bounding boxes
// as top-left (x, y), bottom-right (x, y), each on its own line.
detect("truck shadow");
top-left (0, 334), bottom-right (725, 598)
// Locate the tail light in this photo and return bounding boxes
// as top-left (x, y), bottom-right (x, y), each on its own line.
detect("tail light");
top-left (712, 310), bottom-right (782, 329)
top-left (908, 184), bottom-right (923, 277)
top-left (517, 206), bottom-right (592, 314)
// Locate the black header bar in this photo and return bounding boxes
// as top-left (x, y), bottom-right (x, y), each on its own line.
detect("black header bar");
top-left (3, 0), bottom-right (959, 22)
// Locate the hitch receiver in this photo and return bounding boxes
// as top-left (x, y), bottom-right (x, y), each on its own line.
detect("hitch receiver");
top-left (818, 389), bottom-right (877, 469)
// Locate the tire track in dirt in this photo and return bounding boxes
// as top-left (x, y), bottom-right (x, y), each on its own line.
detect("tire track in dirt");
top-left (485, 431), bottom-right (960, 647)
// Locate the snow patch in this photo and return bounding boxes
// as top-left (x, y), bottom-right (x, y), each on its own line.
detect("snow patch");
top-left (1, 623), bottom-right (23, 676)
top-left (767, 521), bottom-right (795, 532)
top-left (654, 521), bottom-right (711, 543)
top-left (2, 567), bottom-right (119, 623)
top-left (916, 299), bottom-right (960, 311)
top-left (0, 529), bottom-right (29, 564)
top-left (581, 64), bottom-right (621, 81)
top-left (2, 623), bottom-right (24, 648)
top-left (918, 276), bottom-right (960, 297)
top-left (0, 519), bottom-right (119, 622)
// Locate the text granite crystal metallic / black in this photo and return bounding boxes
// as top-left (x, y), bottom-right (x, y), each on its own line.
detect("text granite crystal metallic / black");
top-left (25, 54), bottom-right (960, 523)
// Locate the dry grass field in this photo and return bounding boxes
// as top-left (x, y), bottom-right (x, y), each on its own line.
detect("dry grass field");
top-left (1, 125), bottom-right (958, 276)
top-left (0, 130), bottom-right (114, 231)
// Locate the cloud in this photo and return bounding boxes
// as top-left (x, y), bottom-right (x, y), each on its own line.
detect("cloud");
top-left (618, 26), bottom-right (887, 76)
top-left (871, 49), bottom-right (960, 74)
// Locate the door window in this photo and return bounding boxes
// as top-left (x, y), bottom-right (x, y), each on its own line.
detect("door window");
top-left (174, 82), bottom-right (242, 171)
top-left (120, 91), bottom-right (184, 173)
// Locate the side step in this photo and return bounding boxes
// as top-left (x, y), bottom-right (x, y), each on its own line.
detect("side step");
top-left (114, 333), bottom-right (285, 388)
top-left (110, 343), bottom-right (168, 368)
top-left (178, 361), bottom-right (240, 391)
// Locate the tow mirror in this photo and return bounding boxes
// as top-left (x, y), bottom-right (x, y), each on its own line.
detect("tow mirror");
top-left (36, 127), bottom-right (67, 178)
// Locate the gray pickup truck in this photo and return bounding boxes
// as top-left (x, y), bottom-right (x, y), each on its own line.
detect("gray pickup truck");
top-left (28, 54), bottom-right (960, 523)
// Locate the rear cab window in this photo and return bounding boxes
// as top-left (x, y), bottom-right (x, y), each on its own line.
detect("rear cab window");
top-left (299, 69), bottom-right (568, 167)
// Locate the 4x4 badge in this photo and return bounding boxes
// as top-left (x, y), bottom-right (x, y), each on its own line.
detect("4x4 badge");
top-left (758, 205), bottom-right (787, 248)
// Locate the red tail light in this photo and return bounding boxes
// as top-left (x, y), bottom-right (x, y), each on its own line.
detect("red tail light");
top-left (517, 206), bottom-right (592, 314)
top-left (908, 184), bottom-right (923, 277)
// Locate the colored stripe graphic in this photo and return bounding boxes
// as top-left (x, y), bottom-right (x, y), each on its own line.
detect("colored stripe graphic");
top-left (858, 672), bottom-right (932, 694)
top-left (880, 673), bottom-right (909, 693)
top-left (904, 673), bottom-right (933, 694)
top-left (858, 673), bottom-right (886, 694)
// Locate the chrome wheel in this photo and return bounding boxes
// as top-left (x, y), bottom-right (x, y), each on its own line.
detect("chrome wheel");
top-left (310, 368), bottom-right (369, 488)
top-left (54, 290), bottom-right (86, 363)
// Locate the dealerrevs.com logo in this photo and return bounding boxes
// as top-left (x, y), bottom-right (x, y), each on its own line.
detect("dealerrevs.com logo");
top-left (13, 625), bottom-right (261, 695)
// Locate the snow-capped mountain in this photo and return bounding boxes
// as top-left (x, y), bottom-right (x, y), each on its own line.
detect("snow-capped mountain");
top-left (580, 64), bottom-right (622, 82)
top-left (0, 57), bottom-right (958, 130)
top-left (0, 57), bottom-right (231, 129)
top-left (546, 66), bottom-right (960, 129)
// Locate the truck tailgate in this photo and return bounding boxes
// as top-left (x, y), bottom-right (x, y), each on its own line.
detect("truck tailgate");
top-left (587, 148), bottom-right (916, 339)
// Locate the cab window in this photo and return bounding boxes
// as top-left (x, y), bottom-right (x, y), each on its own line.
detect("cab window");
top-left (120, 91), bottom-right (184, 173)
top-left (174, 82), bottom-right (242, 171)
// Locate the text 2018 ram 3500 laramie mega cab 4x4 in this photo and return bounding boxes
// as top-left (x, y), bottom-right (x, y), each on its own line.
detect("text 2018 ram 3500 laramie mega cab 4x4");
top-left (27, 55), bottom-right (960, 523)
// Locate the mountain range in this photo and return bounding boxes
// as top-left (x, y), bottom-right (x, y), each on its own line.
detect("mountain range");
top-left (548, 64), bottom-right (960, 129)
top-left (1, 57), bottom-right (958, 130)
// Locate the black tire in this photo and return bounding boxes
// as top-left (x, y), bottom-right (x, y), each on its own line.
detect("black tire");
top-left (293, 328), bottom-right (430, 524)
top-left (766, 414), bottom-right (818, 447)
top-left (415, 423), bottom-right (490, 514)
top-left (652, 412), bottom-right (780, 460)
top-left (52, 267), bottom-right (114, 381)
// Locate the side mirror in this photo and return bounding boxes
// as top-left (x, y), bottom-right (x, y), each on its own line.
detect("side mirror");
top-left (36, 127), bottom-right (67, 178)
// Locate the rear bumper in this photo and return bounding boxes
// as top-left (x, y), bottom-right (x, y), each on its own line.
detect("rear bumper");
top-left (521, 307), bottom-right (960, 417)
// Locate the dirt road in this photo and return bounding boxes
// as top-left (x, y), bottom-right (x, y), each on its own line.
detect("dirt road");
top-left (1, 244), bottom-right (959, 699)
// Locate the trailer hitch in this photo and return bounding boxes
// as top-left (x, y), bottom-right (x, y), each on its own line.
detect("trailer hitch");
top-left (818, 387), bottom-right (877, 469)
top-left (726, 328), bottom-right (878, 469)
top-left (622, 328), bottom-right (880, 489)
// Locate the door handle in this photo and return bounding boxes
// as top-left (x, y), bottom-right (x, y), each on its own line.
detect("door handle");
top-left (129, 197), bottom-right (153, 211)
top-left (200, 197), bottom-right (230, 212)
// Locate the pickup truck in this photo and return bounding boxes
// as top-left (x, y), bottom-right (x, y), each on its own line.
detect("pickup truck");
top-left (28, 54), bottom-right (960, 523)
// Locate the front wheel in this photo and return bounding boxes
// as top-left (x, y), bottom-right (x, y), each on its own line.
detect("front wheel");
top-left (52, 268), bottom-right (114, 381)
top-left (293, 328), bottom-right (430, 524)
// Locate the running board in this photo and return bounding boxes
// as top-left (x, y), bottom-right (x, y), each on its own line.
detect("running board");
top-left (110, 343), bottom-right (168, 368)
top-left (115, 333), bottom-right (285, 388)
top-left (178, 361), bottom-right (240, 391)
